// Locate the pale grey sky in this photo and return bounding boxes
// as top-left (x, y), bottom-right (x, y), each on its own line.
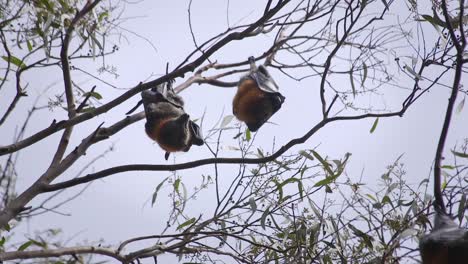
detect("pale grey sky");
top-left (1, 0), bottom-right (467, 263)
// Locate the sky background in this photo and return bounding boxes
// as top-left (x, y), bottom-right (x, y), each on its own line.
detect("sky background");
top-left (0, 0), bottom-right (467, 263)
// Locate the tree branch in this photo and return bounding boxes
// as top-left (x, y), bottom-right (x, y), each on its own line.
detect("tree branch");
top-left (0, 0), bottom-right (291, 157)
top-left (433, 0), bottom-right (466, 213)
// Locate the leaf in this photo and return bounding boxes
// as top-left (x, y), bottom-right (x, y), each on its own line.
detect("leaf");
top-left (261, 206), bottom-right (271, 230)
top-left (26, 40), bottom-right (33, 52)
top-left (0, 237), bottom-right (5, 247)
top-left (257, 148), bottom-right (264, 158)
top-left (98, 11), bottom-right (109, 22)
top-left (348, 224), bottom-right (373, 249)
top-left (18, 241), bottom-right (33, 251)
top-left (381, 195), bottom-right (392, 207)
top-left (404, 65), bottom-right (422, 80)
top-left (245, 128), bottom-right (251, 141)
top-left (280, 178), bottom-right (303, 200)
top-left (456, 97), bottom-right (465, 114)
top-left (311, 150), bottom-right (334, 177)
top-left (2, 56), bottom-right (27, 69)
top-left (366, 194), bottom-right (377, 202)
top-left (273, 179), bottom-right (283, 202)
top-left (458, 193), bottom-right (466, 223)
top-left (422, 13), bottom-right (447, 28)
top-left (362, 62), bottom-right (368, 87)
top-left (313, 176), bottom-right (336, 187)
top-left (83, 91), bottom-right (103, 100)
top-left (177, 217), bottom-right (196, 231)
top-left (173, 179), bottom-right (181, 194)
top-left (249, 197), bottom-right (257, 212)
top-left (152, 177), bottom-right (169, 206)
top-left (299, 150), bottom-right (314, 161)
top-left (370, 118), bottom-right (379, 133)
top-left (29, 238), bottom-right (47, 248)
top-left (350, 67), bottom-right (356, 97)
top-left (441, 165), bottom-right (455, 170)
top-left (452, 150), bottom-right (468, 158)
top-left (3, 223), bottom-right (10, 232)
top-left (220, 115), bottom-right (234, 128)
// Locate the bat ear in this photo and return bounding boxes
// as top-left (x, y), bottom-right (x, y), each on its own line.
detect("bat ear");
top-left (189, 121), bottom-right (204, 146)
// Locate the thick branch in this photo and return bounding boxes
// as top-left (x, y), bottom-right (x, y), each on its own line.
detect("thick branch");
top-left (45, 110), bottom-right (408, 192)
top-left (433, 0), bottom-right (466, 213)
top-left (0, 112), bottom-right (145, 227)
top-left (0, 0), bottom-right (291, 157)
top-left (0, 246), bottom-right (125, 262)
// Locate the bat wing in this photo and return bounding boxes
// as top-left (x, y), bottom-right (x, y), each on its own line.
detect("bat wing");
top-left (189, 121), bottom-right (204, 146)
top-left (252, 65), bottom-right (280, 94)
top-left (142, 84), bottom-right (184, 109)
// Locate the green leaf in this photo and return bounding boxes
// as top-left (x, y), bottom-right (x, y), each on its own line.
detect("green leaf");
top-left (26, 40), bottom-right (33, 52)
top-left (2, 56), bottom-right (27, 69)
top-left (350, 67), bottom-right (356, 97)
top-left (362, 63), bottom-right (367, 87)
top-left (366, 194), bottom-right (377, 202)
top-left (421, 14), bottom-right (446, 28)
top-left (0, 237), bottom-right (5, 247)
top-left (458, 193), bottom-right (466, 223)
top-left (29, 238), bottom-right (47, 248)
top-left (83, 91), bottom-right (103, 100)
top-left (39, 0), bottom-right (54, 12)
top-left (249, 197), bottom-right (257, 212)
top-left (452, 150), bottom-right (468, 158)
top-left (152, 177), bottom-right (169, 206)
top-left (311, 150), bottom-right (334, 177)
top-left (173, 179), bottom-right (181, 194)
top-left (245, 128), bottom-right (251, 141)
top-left (280, 178), bottom-right (303, 200)
top-left (3, 223), bottom-right (10, 232)
top-left (261, 206), bottom-right (271, 230)
top-left (273, 179), bottom-right (283, 202)
top-left (404, 65), bottom-right (422, 80)
top-left (456, 97), bottom-right (465, 114)
top-left (98, 11), bottom-right (109, 23)
top-left (299, 150), bottom-right (314, 161)
top-left (313, 176), bottom-right (337, 187)
top-left (441, 165), bottom-right (455, 170)
top-left (177, 217), bottom-right (196, 231)
top-left (348, 224), bottom-right (373, 249)
top-left (381, 195), bottom-right (392, 206)
top-left (370, 117), bottom-right (379, 133)
top-left (257, 148), bottom-right (264, 158)
top-left (18, 241), bottom-right (33, 251)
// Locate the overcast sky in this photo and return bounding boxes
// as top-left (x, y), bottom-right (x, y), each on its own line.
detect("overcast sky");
top-left (1, 0), bottom-right (467, 263)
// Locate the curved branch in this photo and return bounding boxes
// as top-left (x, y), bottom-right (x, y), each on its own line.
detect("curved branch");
top-left (0, 246), bottom-right (125, 262)
top-left (45, 109), bottom-right (408, 192)
top-left (0, 0), bottom-right (291, 157)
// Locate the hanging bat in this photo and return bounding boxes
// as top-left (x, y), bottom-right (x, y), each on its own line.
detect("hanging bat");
top-left (233, 56), bottom-right (285, 132)
top-left (419, 204), bottom-right (468, 264)
top-left (142, 83), bottom-right (204, 160)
